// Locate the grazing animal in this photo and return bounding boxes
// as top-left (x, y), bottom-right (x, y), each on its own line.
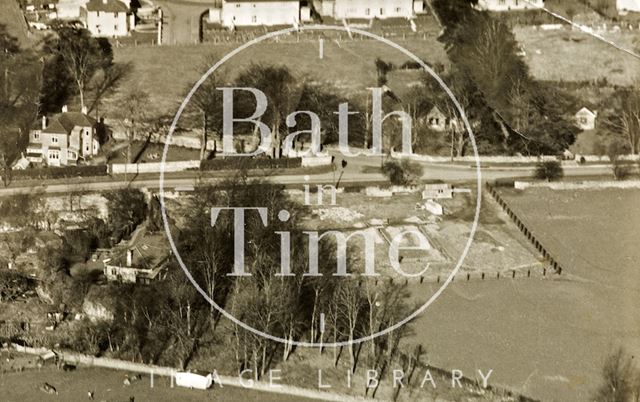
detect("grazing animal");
top-left (39, 382), bottom-right (58, 395)
top-left (62, 363), bottom-right (76, 371)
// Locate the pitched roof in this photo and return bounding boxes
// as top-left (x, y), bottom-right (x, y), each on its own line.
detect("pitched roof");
top-left (427, 105), bottom-right (445, 117)
top-left (43, 112), bottom-right (96, 134)
top-left (575, 107), bottom-right (596, 117)
top-left (85, 0), bottom-right (128, 12)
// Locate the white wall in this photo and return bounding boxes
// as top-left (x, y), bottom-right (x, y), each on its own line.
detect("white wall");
top-left (56, 0), bottom-right (89, 19)
top-left (334, 0), bottom-right (414, 19)
top-left (222, 1), bottom-right (300, 27)
top-left (477, 0), bottom-right (545, 11)
top-left (86, 10), bottom-right (129, 37)
top-left (617, 0), bottom-right (640, 12)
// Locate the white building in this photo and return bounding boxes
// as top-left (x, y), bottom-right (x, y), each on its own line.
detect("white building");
top-left (476, 0), bottom-right (545, 12)
top-left (55, 0), bottom-right (89, 19)
top-left (575, 107), bottom-right (597, 131)
top-left (83, 0), bottom-right (134, 37)
top-left (209, 0), bottom-right (309, 28)
top-left (27, 106), bottom-right (100, 167)
top-left (331, 0), bottom-right (416, 19)
top-left (617, 0), bottom-right (640, 13)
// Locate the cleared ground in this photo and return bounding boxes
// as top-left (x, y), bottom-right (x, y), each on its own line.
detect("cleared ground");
top-left (408, 187), bottom-right (640, 402)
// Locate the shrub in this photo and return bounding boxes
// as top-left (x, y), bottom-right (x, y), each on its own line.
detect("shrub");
top-left (11, 165), bottom-right (108, 180)
top-left (382, 159), bottom-right (424, 185)
top-left (612, 161), bottom-right (632, 181)
top-left (534, 160), bottom-right (563, 182)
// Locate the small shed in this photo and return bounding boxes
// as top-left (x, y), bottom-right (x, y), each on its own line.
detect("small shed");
top-left (175, 371), bottom-right (213, 390)
top-left (426, 106), bottom-right (447, 132)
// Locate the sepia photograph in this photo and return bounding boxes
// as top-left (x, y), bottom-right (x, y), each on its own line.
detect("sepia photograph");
top-left (0, 0), bottom-right (639, 401)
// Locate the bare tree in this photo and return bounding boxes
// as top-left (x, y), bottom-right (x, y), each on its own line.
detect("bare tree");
top-left (117, 85), bottom-right (151, 165)
top-left (336, 279), bottom-right (366, 374)
top-left (606, 86), bottom-right (640, 155)
top-left (49, 28), bottom-right (106, 110)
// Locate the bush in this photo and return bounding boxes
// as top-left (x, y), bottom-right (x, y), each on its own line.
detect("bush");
top-left (200, 157), bottom-right (302, 171)
top-left (612, 161), bottom-right (632, 181)
top-left (534, 160), bottom-right (563, 182)
top-left (381, 159), bottom-right (424, 185)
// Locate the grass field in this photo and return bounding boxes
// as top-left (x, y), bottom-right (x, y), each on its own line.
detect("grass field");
top-left (111, 37), bottom-right (447, 117)
top-left (407, 187), bottom-right (640, 402)
top-left (0, 366), bottom-right (321, 402)
top-left (515, 26), bottom-right (640, 85)
top-left (0, 0), bottom-right (31, 46)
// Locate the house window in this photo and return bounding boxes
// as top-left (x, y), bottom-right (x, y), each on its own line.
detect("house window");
top-left (96, 11), bottom-right (99, 17)
top-left (33, 132), bottom-right (39, 140)
top-left (114, 24), bottom-right (118, 31)
top-left (380, 8), bottom-right (384, 15)
top-left (396, 7), bottom-right (402, 12)
top-left (365, 8), bottom-right (370, 15)
top-left (235, 3), bottom-right (240, 7)
top-left (48, 150), bottom-right (59, 160)
top-left (51, 136), bottom-right (58, 143)
top-left (85, 145), bottom-right (90, 153)
top-left (252, 15), bottom-right (257, 23)
top-left (579, 117), bottom-right (588, 125)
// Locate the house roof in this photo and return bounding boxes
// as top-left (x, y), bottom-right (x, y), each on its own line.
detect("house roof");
top-left (42, 112), bottom-right (95, 134)
top-left (108, 232), bottom-right (169, 270)
top-left (427, 105), bottom-right (445, 118)
top-left (85, 0), bottom-right (128, 12)
top-left (575, 107), bottom-right (596, 117)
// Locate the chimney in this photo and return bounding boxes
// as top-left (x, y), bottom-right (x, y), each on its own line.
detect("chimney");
top-left (41, 115), bottom-right (47, 130)
top-left (61, 105), bottom-right (68, 113)
top-left (126, 249), bottom-right (133, 267)
top-left (81, 106), bottom-right (88, 115)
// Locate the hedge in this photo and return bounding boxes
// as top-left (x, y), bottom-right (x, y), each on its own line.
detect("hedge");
top-left (10, 165), bottom-right (109, 180)
top-left (200, 157), bottom-right (302, 171)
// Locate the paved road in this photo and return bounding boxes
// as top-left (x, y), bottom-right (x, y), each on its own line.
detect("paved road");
top-left (0, 160), bottom-right (613, 197)
top-left (156, 0), bottom-right (209, 45)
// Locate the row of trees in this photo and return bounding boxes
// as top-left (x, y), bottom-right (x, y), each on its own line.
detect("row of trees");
top-left (431, 0), bottom-right (581, 156)
top-left (187, 63), bottom-right (371, 159)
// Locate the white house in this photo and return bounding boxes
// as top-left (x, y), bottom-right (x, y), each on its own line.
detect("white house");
top-left (476, 0), bottom-right (545, 12)
top-left (83, 0), bottom-right (134, 37)
top-left (617, 0), bottom-right (640, 13)
top-left (575, 107), bottom-right (597, 131)
top-left (332, 0), bottom-right (415, 19)
top-left (27, 106), bottom-right (100, 167)
top-left (209, 0), bottom-right (308, 28)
